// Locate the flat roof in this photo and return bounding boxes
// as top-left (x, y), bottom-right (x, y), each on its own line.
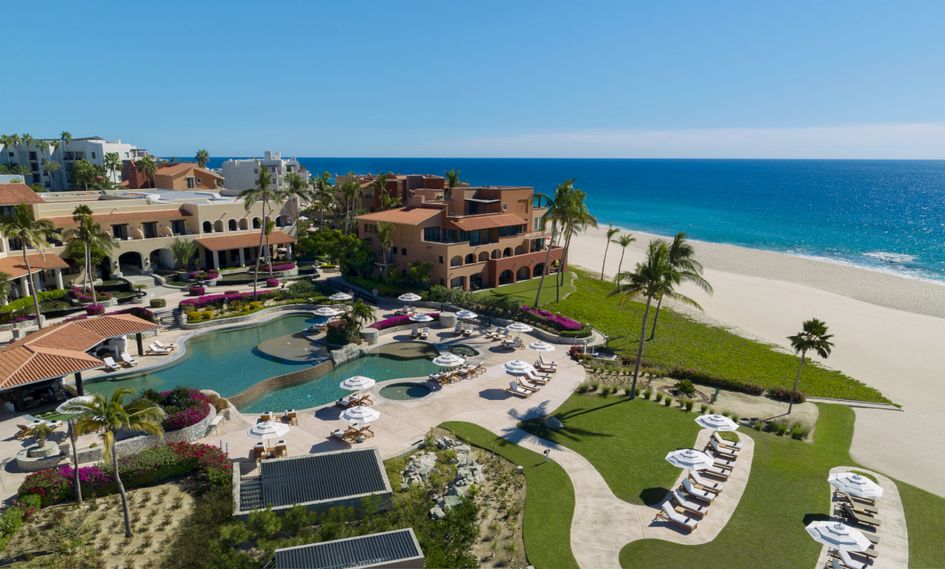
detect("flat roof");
top-left (254, 448), bottom-right (389, 510)
top-left (451, 213), bottom-right (527, 232)
top-left (274, 528), bottom-right (423, 569)
top-left (357, 207), bottom-right (442, 226)
top-left (196, 230), bottom-right (295, 252)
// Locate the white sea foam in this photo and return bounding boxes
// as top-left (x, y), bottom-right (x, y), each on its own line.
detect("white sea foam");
top-left (862, 251), bottom-right (917, 264)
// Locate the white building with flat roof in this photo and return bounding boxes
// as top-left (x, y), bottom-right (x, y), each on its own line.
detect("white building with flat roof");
top-left (0, 136), bottom-right (146, 190)
top-left (220, 151), bottom-right (308, 193)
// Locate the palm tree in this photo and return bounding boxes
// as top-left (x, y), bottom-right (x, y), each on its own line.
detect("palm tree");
top-left (346, 298), bottom-right (376, 328)
top-left (0, 271), bottom-right (11, 304)
top-left (786, 319), bottom-right (834, 415)
top-left (284, 172), bottom-right (311, 208)
top-left (195, 149), bottom-right (210, 168)
top-left (63, 389), bottom-right (165, 537)
top-left (170, 237), bottom-right (197, 270)
top-left (600, 225), bottom-right (619, 280)
top-left (72, 159), bottom-right (99, 191)
top-left (310, 171), bottom-right (335, 228)
top-left (67, 206), bottom-right (115, 303)
top-left (239, 163), bottom-right (275, 295)
top-left (339, 178), bottom-right (363, 233)
top-left (42, 160), bottom-right (60, 190)
top-left (613, 233), bottom-right (636, 283)
top-left (533, 181), bottom-right (573, 307)
top-left (376, 222), bottom-right (394, 275)
top-left (556, 184), bottom-right (596, 301)
top-left (0, 205), bottom-right (60, 328)
top-left (648, 232), bottom-right (712, 340)
top-left (445, 168), bottom-right (461, 201)
top-left (60, 131), bottom-right (73, 144)
top-left (135, 156), bottom-right (157, 188)
top-left (611, 240), bottom-right (702, 397)
top-left (104, 152), bottom-right (122, 184)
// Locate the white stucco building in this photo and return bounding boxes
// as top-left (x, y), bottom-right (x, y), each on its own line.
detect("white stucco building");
top-left (0, 136), bottom-right (146, 190)
top-left (220, 151), bottom-right (309, 193)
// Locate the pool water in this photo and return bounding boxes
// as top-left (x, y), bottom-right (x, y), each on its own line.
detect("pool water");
top-left (86, 315), bottom-right (439, 413)
top-left (447, 344), bottom-right (479, 357)
top-left (379, 382), bottom-right (433, 401)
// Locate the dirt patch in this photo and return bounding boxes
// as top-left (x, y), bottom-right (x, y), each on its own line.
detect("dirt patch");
top-left (470, 446), bottom-right (527, 568)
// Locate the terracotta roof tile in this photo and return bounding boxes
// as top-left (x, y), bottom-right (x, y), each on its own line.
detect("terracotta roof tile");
top-left (0, 183), bottom-right (44, 205)
top-left (450, 213), bottom-right (527, 232)
top-left (357, 207), bottom-right (443, 225)
top-left (0, 253), bottom-right (69, 279)
top-left (43, 207), bottom-right (188, 228)
top-left (195, 230), bottom-right (295, 252)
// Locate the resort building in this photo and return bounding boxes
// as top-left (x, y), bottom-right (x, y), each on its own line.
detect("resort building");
top-left (0, 136), bottom-right (146, 190)
top-left (272, 529), bottom-right (424, 569)
top-left (221, 151), bottom-right (309, 192)
top-left (123, 162), bottom-right (224, 190)
top-left (0, 183), bottom-right (299, 297)
top-left (336, 173), bottom-right (446, 212)
top-left (356, 185), bottom-right (561, 290)
top-left (232, 448), bottom-right (393, 518)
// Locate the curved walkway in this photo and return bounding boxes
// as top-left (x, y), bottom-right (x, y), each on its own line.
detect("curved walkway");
top-left (814, 466), bottom-right (908, 569)
top-left (480, 425), bottom-right (754, 569)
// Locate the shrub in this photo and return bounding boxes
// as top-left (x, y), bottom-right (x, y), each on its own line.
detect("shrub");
top-left (790, 422), bottom-right (811, 440)
top-left (674, 380), bottom-right (696, 397)
top-left (150, 298), bottom-right (167, 308)
top-left (665, 367), bottom-right (765, 397)
top-left (682, 399), bottom-right (694, 412)
top-left (520, 304), bottom-right (584, 332)
top-left (766, 386), bottom-right (806, 403)
top-left (588, 381), bottom-right (600, 392)
top-left (266, 278), bottom-right (280, 288)
top-left (188, 285), bottom-right (206, 296)
top-left (700, 403), bottom-right (709, 413)
top-left (575, 382), bottom-right (591, 394)
top-left (642, 388), bottom-right (652, 400)
top-left (0, 505), bottom-right (25, 549)
top-left (18, 468), bottom-right (72, 507)
top-left (180, 290), bottom-right (275, 309)
top-left (654, 392), bottom-right (663, 403)
top-left (664, 397), bottom-right (673, 407)
top-left (69, 288), bottom-right (112, 303)
top-left (261, 262), bottom-right (296, 272)
top-left (370, 312), bottom-right (440, 330)
top-left (85, 303), bottom-right (105, 316)
top-left (110, 306), bottom-right (156, 322)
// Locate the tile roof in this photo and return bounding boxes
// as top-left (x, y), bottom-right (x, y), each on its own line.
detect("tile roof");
top-left (43, 208), bottom-right (187, 228)
top-left (0, 314), bottom-right (159, 390)
top-left (356, 207), bottom-right (443, 225)
top-left (155, 163), bottom-right (223, 179)
top-left (0, 253), bottom-right (70, 279)
top-left (451, 213), bottom-right (527, 231)
top-left (257, 449), bottom-right (388, 509)
top-left (274, 529), bottom-right (423, 569)
top-left (0, 183), bottom-right (44, 205)
top-left (196, 230), bottom-right (295, 252)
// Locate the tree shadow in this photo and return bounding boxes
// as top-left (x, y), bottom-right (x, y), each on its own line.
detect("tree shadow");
top-left (639, 486), bottom-right (671, 507)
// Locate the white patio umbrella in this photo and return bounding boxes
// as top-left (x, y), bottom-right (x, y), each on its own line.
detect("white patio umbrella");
top-left (313, 306), bottom-right (342, 317)
top-left (410, 313), bottom-right (434, 323)
top-left (340, 405), bottom-right (381, 425)
top-left (340, 375), bottom-right (376, 391)
top-left (664, 448), bottom-right (715, 471)
top-left (805, 521), bottom-right (872, 552)
top-left (398, 292), bottom-right (422, 303)
top-left (329, 292), bottom-right (353, 302)
top-left (433, 353), bottom-right (466, 368)
top-left (504, 359), bottom-right (536, 375)
top-left (695, 414), bottom-right (740, 432)
top-left (248, 420), bottom-right (290, 438)
top-left (829, 472), bottom-right (884, 500)
top-left (528, 340), bottom-right (555, 352)
top-left (455, 309), bottom-right (478, 320)
top-left (506, 322), bottom-right (533, 334)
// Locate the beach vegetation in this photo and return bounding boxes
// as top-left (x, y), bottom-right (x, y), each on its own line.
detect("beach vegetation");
top-left (649, 231), bottom-right (712, 340)
top-left (600, 224), bottom-right (620, 279)
top-left (786, 318), bottom-right (834, 414)
top-left (195, 148), bottom-right (210, 168)
top-left (612, 232), bottom-right (636, 282)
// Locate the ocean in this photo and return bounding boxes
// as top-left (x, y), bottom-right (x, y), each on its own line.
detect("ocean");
top-left (197, 158), bottom-right (945, 282)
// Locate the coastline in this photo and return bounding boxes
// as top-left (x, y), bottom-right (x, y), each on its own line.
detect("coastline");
top-left (569, 224), bottom-right (945, 495)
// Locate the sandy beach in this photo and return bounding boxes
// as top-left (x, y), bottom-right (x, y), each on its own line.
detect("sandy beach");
top-left (569, 225), bottom-right (945, 497)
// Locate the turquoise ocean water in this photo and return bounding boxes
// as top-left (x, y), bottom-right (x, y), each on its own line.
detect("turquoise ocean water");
top-left (201, 158), bottom-right (945, 282)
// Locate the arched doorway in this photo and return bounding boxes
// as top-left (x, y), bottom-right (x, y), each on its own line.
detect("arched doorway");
top-left (498, 269), bottom-right (514, 285)
top-left (516, 266), bottom-right (530, 281)
top-left (464, 253), bottom-right (474, 264)
top-left (118, 251), bottom-right (144, 273)
top-left (502, 247), bottom-right (512, 258)
top-left (252, 217), bottom-right (261, 229)
top-left (239, 218), bottom-right (248, 230)
top-left (478, 252), bottom-right (489, 262)
top-left (202, 221), bottom-right (212, 233)
top-left (213, 220), bottom-right (224, 232)
top-left (450, 276), bottom-right (466, 289)
top-left (450, 256), bottom-right (463, 267)
top-left (490, 250), bottom-right (500, 259)
top-left (534, 263), bottom-right (545, 277)
top-left (228, 219), bottom-right (238, 231)
top-left (149, 249), bottom-right (174, 271)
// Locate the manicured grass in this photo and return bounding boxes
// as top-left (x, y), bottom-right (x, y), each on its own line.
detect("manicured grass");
top-left (544, 270), bottom-right (890, 403)
top-left (442, 421), bottom-right (579, 569)
top-left (521, 396), bottom-right (701, 504)
top-left (474, 272), bottom-right (577, 306)
top-left (896, 482), bottom-right (945, 568)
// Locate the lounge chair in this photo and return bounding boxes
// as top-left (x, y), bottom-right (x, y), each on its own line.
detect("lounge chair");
top-left (836, 550), bottom-right (871, 569)
top-left (537, 353), bottom-right (558, 370)
top-left (410, 327), bottom-right (420, 338)
top-left (147, 343), bottom-right (172, 355)
top-left (517, 377), bottom-right (540, 392)
top-left (711, 431), bottom-right (741, 451)
top-left (671, 490), bottom-right (708, 518)
top-left (842, 503), bottom-right (881, 527)
top-left (153, 340), bottom-right (177, 351)
top-left (463, 327), bottom-right (472, 337)
top-left (120, 352), bottom-right (138, 367)
top-left (251, 446), bottom-right (266, 462)
top-left (689, 470), bottom-right (722, 494)
top-left (707, 439), bottom-right (737, 461)
top-left (420, 327), bottom-right (430, 340)
top-left (705, 449), bottom-right (735, 469)
top-left (101, 357), bottom-right (120, 371)
top-left (506, 381), bottom-right (532, 398)
top-left (834, 490), bottom-right (878, 510)
top-left (682, 478), bottom-right (717, 503)
top-left (835, 492), bottom-right (879, 515)
top-left (335, 395), bottom-right (356, 408)
top-left (699, 464), bottom-right (731, 480)
top-left (524, 370), bottom-right (550, 385)
top-left (656, 501), bottom-right (697, 533)
top-left (284, 410), bottom-right (298, 425)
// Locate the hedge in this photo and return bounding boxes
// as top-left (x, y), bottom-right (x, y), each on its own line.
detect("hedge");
top-left (150, 298), bottom-right (167, 308)
top-left (766, 385), bottom-right (806, 403)
top-left (0, 289), bottom-right (68, 314)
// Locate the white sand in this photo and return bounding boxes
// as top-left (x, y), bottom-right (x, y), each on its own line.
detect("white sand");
top-left (570, 225), bottom-right (945, 496)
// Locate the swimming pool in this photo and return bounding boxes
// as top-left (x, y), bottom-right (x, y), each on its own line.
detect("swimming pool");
top-left (379, 382), bottom-right (433, 401)
top-left (86, 315), bottom-right (439, 413)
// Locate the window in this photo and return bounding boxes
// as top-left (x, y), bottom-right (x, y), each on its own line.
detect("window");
top-left (498, 225), bottom-right (524, 237)
top-left (438, 256), bottom-right (444, 264)
top-left (228, 219), bottom-right (237, 231)
top-left (112, 224), bottom-right (129, 240)
top-left (7, 238), bottom-right (23, 251)
top-left (28, 152), bottom-right (37, 160)
top-left (423, 227), bottom-right (440, 241)
top-left (391, 247), bottom-right (397, 257)
top-left (186, 177), bottom-right (196, 189)
top-left (401, 248), bottom-right (406, 255)
top-left (172, 220), bottom-right (186, 235)
top-left (203, 221), bottom-right (212, 233)
top-left (143, 222), bottom-right (158, 239)
top-left (464, 253), bottom-right (474, 264)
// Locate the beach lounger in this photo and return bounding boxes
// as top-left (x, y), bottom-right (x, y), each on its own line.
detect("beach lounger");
top-left (689, 470), bottom-right (722, 493)
top-left (524, 370), bottom-right (550, 385)
top-left (837, 550), bottom-right (871, 569)
top-left (147, 343), bottom-right (172, 355)
top-left (506, 381), bottom-right (532, 398)
top-left (699, 465), bottom-right (731, 481)
top-left (335, 395), bottom-right (357, 408)
top-left (153, 340), bottom-right (177, 351)
top-left (120, 352), bottom-right (138, 367)
top-left (707, 439), bottom-right (737, 461)
top-left (834, 490), bottom-right (878, 510)
top-left (705, 449), bottom-right (735, 469)
top-left (835, 492), bottom-right (879, 515)
top-left (251, 446), bottom-right (266, 462)
top-left (410, 326), bottom-right (420, 338)
top-left (421, 327), bottom-right (430, 339)
top-left (682, 478), bottom-right (717, 503)
top-left (656, 501), bottom-right (698, 533)
top-left (517, 377), bottom-right (541, 392)
top-left (711, 431), bottom-right (741, 451)
top-left (842, 504), bottom-right (881, 527)
top-left (538, 354), bottom-right (558, 370)
top-left (672, 490), bottom-right (708, 518)
top-left (102, 357), bottom-right (120, 371)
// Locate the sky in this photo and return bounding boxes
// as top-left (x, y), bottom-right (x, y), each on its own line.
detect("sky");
top-left (2, 0), bottom-right (944, 158)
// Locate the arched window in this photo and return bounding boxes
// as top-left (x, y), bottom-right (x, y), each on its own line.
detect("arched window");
top-left (478, 252), bottom-right (489, 262)
top-left (498, 269), bottom-right (514, 285)
top-left (202, 221), bottom-right (212, 233)
top-left (516, 266), bottom-right (530, 281)
top-left (533, 263), bottom-right (545, 277)
top-left (464, 253), bottom-right (475, 264)
top-left (502, 247), bottom-right (512, 258)
top-left (252, 217), bottom-right (261, 229)
top-left (239, 218), bottom-right (248, 230)
top-left (491, 250), bottom-right (500, 259)
top-left (450, 255), bottom-right (463, 267)
top-left (514, 245), bottom-right (525, 255)
top-left (213, 220), bottom-right (224, 232)
top-left (228, 219), bottom-right (237, 231)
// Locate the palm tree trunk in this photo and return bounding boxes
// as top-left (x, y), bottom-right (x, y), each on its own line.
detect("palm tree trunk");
top-left (787, 352), bottom-right (806, 415)
top-left (648, 296), bottom-right (664, 341)
top-left (69, 421), bottom-right (82, 502)
top-left (600, 240), bottom-right (611, 280)
top-left (556, 232), bottom-right (572, 303)
top-left (87, 244), bottom-right (97, 303)
top-left (264, 199), bottom-right (274, 277)
top-left (533, 222), bottom-right (557, 307)
top-left (629, 296), bottom-right (653, 398)
top-left (253, 220), bottom-right (265, 296)
top-left (615, 248), bottom-right (626, 282)
top-left (21, 250), bottom-right (43, 329)
top-left (112, 444), bottom-right (133, 537)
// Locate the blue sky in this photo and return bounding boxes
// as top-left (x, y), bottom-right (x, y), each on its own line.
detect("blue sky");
top-left (2, 1), bottom-right (944, 158)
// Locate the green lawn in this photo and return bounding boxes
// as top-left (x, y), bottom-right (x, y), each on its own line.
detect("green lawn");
top-left (543, 270), bottom-right (890, 403)
top-left (474, 271), bottom-right (577, 306)
top-left (442, 421), bottom-right (579, 569)
top-left (516, 394), bottom-right (945, 569)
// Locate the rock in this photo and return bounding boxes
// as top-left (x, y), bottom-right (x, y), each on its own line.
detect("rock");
top-left (442, 495), bottom-right (463, 510)
top-left (447, 485), bottom-right (468, 498)
top-left (544, 416), bottom-right (564, 430)
top-left (429, 506), bottom-right (446, 520)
